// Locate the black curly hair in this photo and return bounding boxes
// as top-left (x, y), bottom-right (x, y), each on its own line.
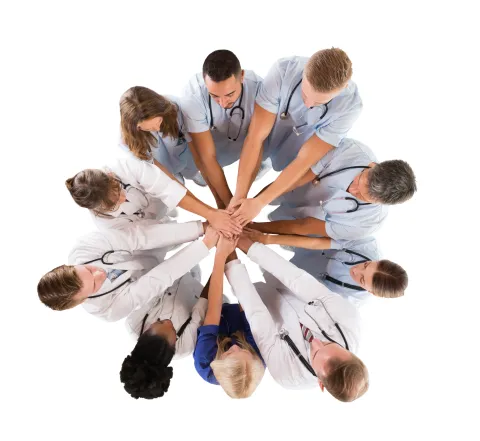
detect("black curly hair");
top-left (120, 332), bottom-right (176, 399)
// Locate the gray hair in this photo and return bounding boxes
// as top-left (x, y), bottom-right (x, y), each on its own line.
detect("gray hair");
top-left (368, 160), bottom-right (417, 205)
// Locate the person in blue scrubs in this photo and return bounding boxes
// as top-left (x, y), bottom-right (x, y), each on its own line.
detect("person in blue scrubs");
top-left (257, 138), bottom-right (417, 241)
top-left (193, 236), bottom-right (265, 398)
top-left (181, 50), bottom-right (268, 209)
top-left (119, 86), bottom-right (206, 186)
top-left (230, 48), bottom-right (363, 224)
top-left (243, 230), bottom-right (408, 307)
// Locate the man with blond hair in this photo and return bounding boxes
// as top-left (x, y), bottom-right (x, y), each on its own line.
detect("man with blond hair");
top-left (226, 234), bottom-right (368, 402)
top-left (230, 48), bottom-right (363, 226)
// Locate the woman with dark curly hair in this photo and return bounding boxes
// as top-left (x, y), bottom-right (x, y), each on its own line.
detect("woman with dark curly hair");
top-left (120, 244), bottom-right (215, 399)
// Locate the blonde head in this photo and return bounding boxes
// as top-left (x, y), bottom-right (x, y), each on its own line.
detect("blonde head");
top-left (210, 331), bottom-right (265, 399)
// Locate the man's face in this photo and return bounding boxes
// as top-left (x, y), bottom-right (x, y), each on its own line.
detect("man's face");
top-left (310, 339), bottom-right (351, 390)
top-left (73, 265), bottom-right (107, 303)
top-left (205, 71), bottom-right (244, 109)
top-left (348, 166), bottom-right (375, 202)
top-left (301, 76), bottom-right (345, 108)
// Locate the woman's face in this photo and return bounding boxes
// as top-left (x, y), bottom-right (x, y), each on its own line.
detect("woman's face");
top-left (220, 344), bottom-right (253, 361)
top-left (137, 116), bottom-right (163, 132)
top-left (148, 319), bottom-right (177, 346)
top-left (349, 261), bottom-right (379, 292)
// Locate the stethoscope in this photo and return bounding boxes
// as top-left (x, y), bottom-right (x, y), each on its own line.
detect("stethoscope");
top-left (312, 165), bottom-right (372, 213)
top-left (279, 79), bottom-right (331, 135)
top-left (113, 180), bottom-right (149, 218)
top-left (321, 249), bottom-right (372, 292)
top-left (82, 250), bottom-right (133, 299)
top-left (279, 298), bottom-right (350, 377)
top-left (208, 83), bottom-right (245, 141)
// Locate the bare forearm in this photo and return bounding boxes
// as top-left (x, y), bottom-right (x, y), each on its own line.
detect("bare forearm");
top-left (178, 193), bottom-right (214, 220)
top-left (263, 234), bottom-right (331, 250)
top-left (251, 217), bottom-right (328, 237)
top-left (235, 136), bottom-right (263, 199)
top-left (200, 159), bottom-right (233, 207)
top-left (203, 257), bottom-right (226, 325)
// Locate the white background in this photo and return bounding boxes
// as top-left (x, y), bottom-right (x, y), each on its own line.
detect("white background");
top-left (2, 1), bottom-right (479, 440)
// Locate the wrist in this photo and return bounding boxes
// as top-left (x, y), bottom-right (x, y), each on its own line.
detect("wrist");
top-left (256, 194), bottom-right (269, 207)
top-left (205, 208), bottom-right (216, 221)
top-left (262, 235), bottom-right (270, 245)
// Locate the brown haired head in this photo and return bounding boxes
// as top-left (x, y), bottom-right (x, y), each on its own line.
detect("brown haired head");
top-left (66, 169), bottom-right (120, 215)
top-left (323, 353), bottom-right (369, 402)
top-left (305, 48), bottom-right (353, 92)
top-left (372, 259), bottom-right (408, 299)
top-left (37, 265), bottom-right (83, 311)
top-left (120, 87), bottom-right (179, 161)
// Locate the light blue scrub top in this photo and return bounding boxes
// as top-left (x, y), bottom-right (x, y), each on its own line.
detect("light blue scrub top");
top-left (256, 56), bottom-right (363, 171)
top-left (119, 96), bottom-right (198, 181)
top-left (290, 237), bottom-right (379, 306)
top-left (181, 70), bottom-right (263, 167)
top-left (269, 138), bottom-right (389, 241)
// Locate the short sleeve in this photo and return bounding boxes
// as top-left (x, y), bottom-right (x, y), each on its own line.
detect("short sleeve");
top-left (193, 325), bottom-right (220, 385)
top-left (255, 60), bottom-right (284, 114)
top-left (326, 220), bottom-right (373, 241)
top-left (315, 96), bottom-right (363, 147)
top-left (181, 78), bottom-right (210, 134)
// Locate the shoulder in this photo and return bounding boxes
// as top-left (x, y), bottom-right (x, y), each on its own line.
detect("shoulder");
top-left (68, 231), bottom-right (110, 264)
top-left (243, 69), bottom-right (263, 84)
top-left (183, 73), bottom-right (206, 97)
top-left (335, 138), bottom-right (378, 163)
top-left (269, 56), bottom-right (307, 79)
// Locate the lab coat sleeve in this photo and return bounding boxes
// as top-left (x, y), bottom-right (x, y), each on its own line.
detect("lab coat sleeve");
top-left (247, 243), bottom-right (334, 304)
top-left (102, 240), bottom-right (210, 321)
top-left (255, 60), bottom-right (284, 114)
top-left (104, 220), bottom-right (204, 252)
top-left (177, 297), bottom-right (208, 361)
top-left (315, 88), bottom-right (363, 148)
top-left (180, 77), bottom-right (210, 133)
top-left (119, 158), bottom-right (187, 211)
top-left (224, 259), bottom-right (280, 364)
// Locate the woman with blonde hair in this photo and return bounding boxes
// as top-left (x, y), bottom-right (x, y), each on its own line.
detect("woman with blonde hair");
top-left (193, 236), bottom-right (265, 398)
top-left (119, 86), bottom-right (205, 186)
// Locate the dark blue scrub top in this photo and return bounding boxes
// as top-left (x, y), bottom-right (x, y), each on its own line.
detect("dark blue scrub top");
top-left (193, 303), bottom-right (265, 385)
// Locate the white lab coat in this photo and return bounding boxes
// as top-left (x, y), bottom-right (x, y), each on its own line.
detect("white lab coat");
top-left (91, 157), bottom-right (187, 232)
top-left (126, 271), bottom-right (207, 360)
top-left (225, 243), bottom-right (361, 390)
top-left (68, 221), bottom-right (209, 322)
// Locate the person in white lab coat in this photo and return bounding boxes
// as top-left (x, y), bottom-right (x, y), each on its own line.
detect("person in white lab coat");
top-left (243, 230), bottom-right (408, 307)
top-left (225, 234), bottom-right (369, 402)
top-left (65, 157), bottom-right (242, 237)
top-left (37, 223), bottom-right (219, 322)
top-left (120, 263), bottom-right (211, 399)
top-left (118, 86), bottom-right (205, 186)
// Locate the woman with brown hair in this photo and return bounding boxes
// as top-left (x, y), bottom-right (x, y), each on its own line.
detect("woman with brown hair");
top-left (65, 157), bottom-right (242, 237)
top-left (193, 236), bottom-right (265, 398)
top-left (119, 86), bottom-right (205, 186)
top-left (243, 228), bottom-right (408, 306)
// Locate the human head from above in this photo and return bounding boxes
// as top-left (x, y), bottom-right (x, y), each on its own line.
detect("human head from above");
top-left (66, 169), bottom-right (127, 216)
top-left (120, 86), bottom-right (179, 160)
top-left (37, 264), bottom-right (107, 311)
top-left (302, 47), bottom-right (353, 108)
top-left (349, 259), bottom-right (408, 298)
top-left (120, 319), bottom-right (177, 399)
top-left (310, 339), bottom-right (369, 402)
top-left (210, 331), bottom-right (265, 399)
top-left (202, 49), bottom-right (244, 109)
top-left (347, 160), bottom-right (417, 204)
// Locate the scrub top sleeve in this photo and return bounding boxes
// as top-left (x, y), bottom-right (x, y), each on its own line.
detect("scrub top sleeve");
top-left (180, 93), bottom-right (210, 134)
top-left (255, 60), bottom-right (284, 114)
top-left (315, 100), bottom-right (363, 147)
top-left (326, 220), bottom-right (372, 241)
top-left (124, 159), bottom-right (187, 211)
top-left (193, 325), bottom-right (220, 385)
top-left (225, 260), bottom-right (278, 361)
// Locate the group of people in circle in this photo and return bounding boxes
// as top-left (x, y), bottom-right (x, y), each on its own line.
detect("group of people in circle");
top-left (38, 48), bottom-right (417, 402)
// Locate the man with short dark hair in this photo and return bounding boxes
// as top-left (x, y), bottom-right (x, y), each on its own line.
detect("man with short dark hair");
top-left (181, 49), bottom-right (267, 208)
top-left (230, 48), bottom-right (363, 225)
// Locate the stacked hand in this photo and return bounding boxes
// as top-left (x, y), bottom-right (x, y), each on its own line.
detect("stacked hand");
top-left (215, 235), bottom-right (239, 259)
top-left (207, 209), bottom-right (243, 239)
top-left (228, 198), bottom-right (264, 226)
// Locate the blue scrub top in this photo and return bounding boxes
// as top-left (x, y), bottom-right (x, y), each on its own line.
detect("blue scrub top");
top-left (193, 303), bottom-right (265, 385)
